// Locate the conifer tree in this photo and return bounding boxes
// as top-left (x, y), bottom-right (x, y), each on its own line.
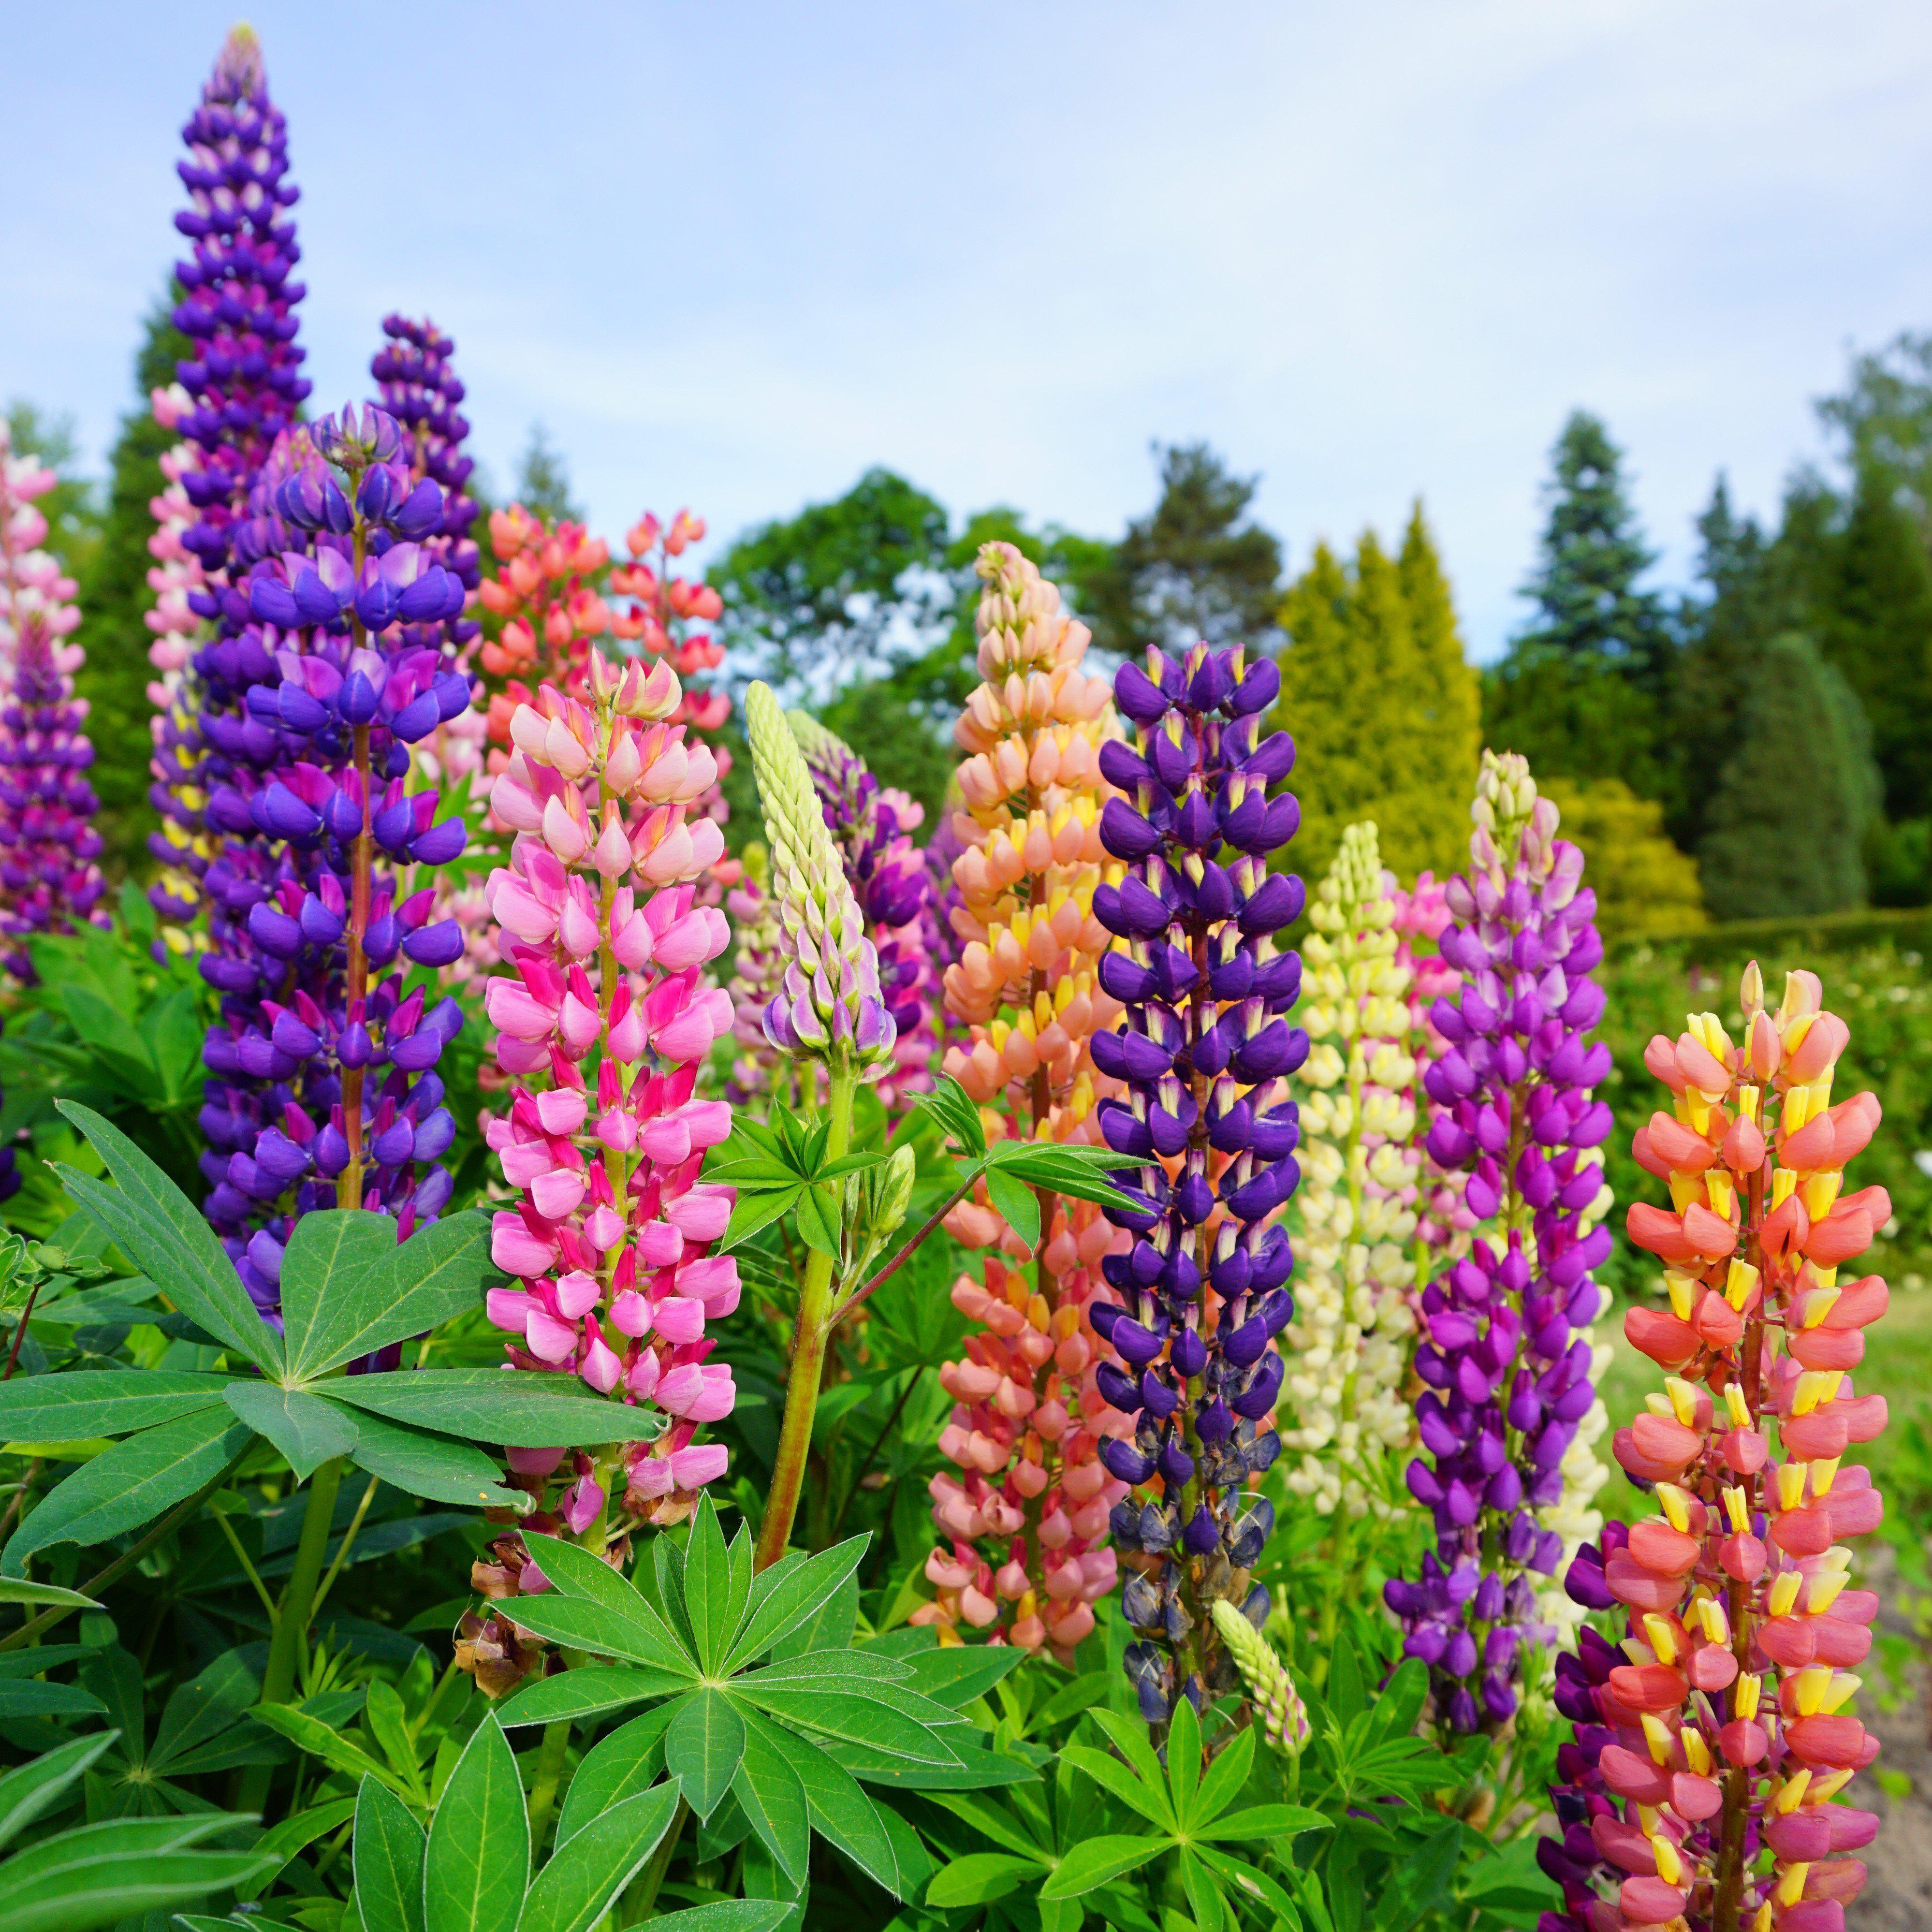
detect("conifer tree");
top-left (1541, 778), bottom-right (1705, 937)
top-left (1819, 461), bottom-right (1932, 820)
top-left (1698, 633), bottom-right (1880, 919)
top-left (1483, 410), bottom-right (1670, 801)
top-left (73, 295), bottom-right (193, 875)
top-left (1273, 519), bottom-right (1477, 888)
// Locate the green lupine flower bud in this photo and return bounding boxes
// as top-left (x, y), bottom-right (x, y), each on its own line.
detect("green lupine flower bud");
top-left (744, 682), bottom-right (896, 1074)
top-left (1210, 1599), bottom-right (1310, 1755)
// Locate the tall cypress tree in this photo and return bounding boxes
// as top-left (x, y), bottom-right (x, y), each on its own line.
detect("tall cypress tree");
top-left (1698, 633), bottom-right (1879, 919)
top-left (1818, 461), bottom-right (1932, 820)
top-left (1483, 410), bottom-right (1670, 800)
top-left (1273, 521), bottom-right (1478, 888)
top-left (73, 294), bottom-right (194, 877)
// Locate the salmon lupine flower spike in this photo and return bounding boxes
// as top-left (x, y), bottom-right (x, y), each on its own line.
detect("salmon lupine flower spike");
top-left (1090, 640), bottom-right (1306, 1726)
top-left (0, 422), bottom-right (107, 976)
top-left (916, 545), bottom-right (1134, 1661)
top-left (480, 650), bottom-right (735, 1508)
top-left (479, 509), bottom-right (611, 749)
top-left (1282, 823), bottom-right (1420, 1520)
top-left (1539, 963), bottom-right (1888, 1932)
top-left (1385, 752), bottom-right (1616, 1735)
top-left (790, 712), bottom-right (937, 1112)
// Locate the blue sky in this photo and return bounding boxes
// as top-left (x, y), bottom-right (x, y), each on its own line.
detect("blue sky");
top-left (7, 1), bottom-right (1932, 659)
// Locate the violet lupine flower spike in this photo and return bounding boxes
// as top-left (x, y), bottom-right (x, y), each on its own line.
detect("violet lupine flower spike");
top-left (788, 710), bottom-right (936, 1110)
top-left (0, 423), bottom-right (107, 976)
top-left (1384, 750), bottom-right (1617, 1738)
top-left (1088, 640), bottom-right (1307, 1726)
top-left (147, 26), bottom-right (311, 925)
top-left (742, 682), bottom-right (897, 1078)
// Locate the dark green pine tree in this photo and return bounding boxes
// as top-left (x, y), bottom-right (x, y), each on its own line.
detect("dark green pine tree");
top-left (72, 293), bottom-right (194, 878)
top-left (1483, 410), bottom-right (1670, 800)
top-left (1698, 633), bottom-right (1880, 919)
top-left (1084, 441), bottom-right (1283, 656)
top-left (1817, 460), bottom-right (1932, 822)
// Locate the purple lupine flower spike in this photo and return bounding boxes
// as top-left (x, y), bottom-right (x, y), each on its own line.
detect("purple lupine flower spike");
top-left (1088, 639), bottom-right (1307, 1726)
top-left (148, 27), bottom-right (312, 925)
top-left (1384, 750), bottom-right (1616, 1737)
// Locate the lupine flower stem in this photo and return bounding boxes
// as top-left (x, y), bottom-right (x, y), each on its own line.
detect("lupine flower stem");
top-left (755, 1063), bottom-right (858, 1572)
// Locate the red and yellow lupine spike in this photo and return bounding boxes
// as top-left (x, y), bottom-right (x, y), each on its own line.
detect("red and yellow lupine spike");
top-left (1563, 961), bottom-right (1884, 1932)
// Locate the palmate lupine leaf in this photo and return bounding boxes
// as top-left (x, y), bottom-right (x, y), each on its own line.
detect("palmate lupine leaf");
top-left (0, 1111), bottom-right (658, 1573)
top-left (498, 1496), bottom-right (1025, 1899)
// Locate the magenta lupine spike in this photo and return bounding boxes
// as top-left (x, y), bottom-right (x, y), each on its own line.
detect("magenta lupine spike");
top-left (789, 713), bottom-right (936, 1111)
top-left (147, 27), bottom-right (311, 922)
top-left (1385, 754), bottom-right (1616, 1737)
top-left (0, 423), bottom-right (106, 977)
top-left (478, 653), bottom-right (737, 1534)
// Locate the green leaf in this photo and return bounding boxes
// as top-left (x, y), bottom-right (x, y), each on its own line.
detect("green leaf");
top-left (352, 1777), bottom-right (426, 1932)
top-left (53, 1102), bottom-right (281, 1372)
top-left (665, 1691), bottom-right (746, 1821)
top-left (364, 1680), bottom-right (426, 1798)
top-left (683, 1494), bottom-right (732, 1673)
top-left (344, 1407), bottom-right (525, 1511)
top-left (1196, 1803), bottom-right (1331, 1844)
top-left (917, 1078), bottom-right (985, 1159)
top-left (498, 1667), bottom-right (685, 1731)
top-left (518, 1786), bottom-right (682, 1932)
top-left (0, 1579), bottom-right (101, 1611)
top-left (280, 1210), bottom-right (492, 1382)
top-left (1088, 1708), bottom-right (1173, 1809)
top-left (1328, 1639), bottom-right (1365, 1726)
top-left (981, 1168), bottom-right (1040, 1251)
top-left (726, 1538), bottom-right (867, 1674)
top-left (555, 1706), bottom-right (678, 1847)
top-left (828, 1740), bottom-right (1033, 1790)
top-left (733, 1681), bottom-right (961, 1766)
top-left (322, 1369), bottom-right (630, 1448)
top-left (1038, 1833), bottom-right (1171, 1901)
top-left (2, 1409), bottom-right (252, 1577)
top-left (1179, 1847), bottom-right (1227, 1932)
top-left (152, 1652), bottom-right (261, 1772)
top-left (769, 1571), bottom-right (860, 1665)
top-left (793, 1185), bottom-right (839, 1261)
top-left (788, 1742), bottom-right (900, 1898)
top-left (898, 1641), bottom-right (1027, 1710)
top-left (0, 1370), bottom-right (229, 1441)
top-left (929, 1789), bottom-right (1049, 1860)
top-left (1059, 1746), bottom-right (1175, 1831)
top-left (648, 1906), bottom-right (795, 1932)
top-left (732, 1707), bottom-right (811, 1885)
top-left (722, 1186), bottom-right (802, 1252)
top-left (424, 1715), bottom-right (527, 1932)
top-left (0, 1681), bottom-right (105, 1719)
top-left (1190, 1724), bottom-right (1254, 1828)
top-left (6, 1844), bottom-right (279, 1932)
top-left (924, 1852), bottom-right (1041, 1907)
top-left (1166, 1692), bottom-right (1201, 1828)
top-left (241, 1794), bottom-right (359, 1901)
top-left (250, 1706), bottom-right (409, 1799)
top-left (220, 1384), bottom-right (358, 1482)
top-left (494, 1595), bottom-right (698, 1681)
top-left (0, 1735), bottom-right (117, 1854)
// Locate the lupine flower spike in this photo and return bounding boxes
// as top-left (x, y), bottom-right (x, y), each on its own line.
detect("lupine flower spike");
top-left (1282, 821), bottom-right (1420, 1520)
top-left (1386, 752), bottom-right (1616, 1736)
top-left (146, 27), bottom-right (311, 928)
top-left (790, 711), bottom-right (937, 1112)
top-left (462, 648), bottom-right (736, 1689)
top-left (1210, 1597), bottom-right (1310, 1755)
top-left (1542, 961), bottom-right (1888, 1932)
top-left (0, 422), bottom-right (106, 975)
top-left (1089, 639), bottom-right (1306, 1725)
top-left (916, 544), bottom-right (1133, 1661)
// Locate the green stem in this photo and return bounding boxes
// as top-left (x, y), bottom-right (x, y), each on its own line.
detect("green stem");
top-left (630, 1795), bottom-right (689, 1918)
top-left (0, 1446), bottom-right (250, 1653)
top-left (308, 1470), bottom-right (380, 1627)
top-left (756, 1064), bottom-right (857, 1572)
top-left (830, 1176), bottom-right (972, 1330)
top-left (526, 1717), bottom-right (572, 1848)
top-left (238, 1455), bottom-right (343, 1815)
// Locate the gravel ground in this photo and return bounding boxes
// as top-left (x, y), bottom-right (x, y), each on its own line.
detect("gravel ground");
top-left (1845, 1544), bottom-right (1932, 1929)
